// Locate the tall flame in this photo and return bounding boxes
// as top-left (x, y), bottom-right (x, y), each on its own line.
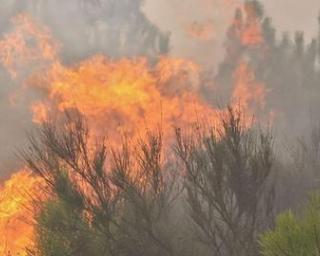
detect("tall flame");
top-left (0, 170), bottom-right (43, 256)
top-left (0, 8), bottom-right (267, 255)
top-left (232, 61), bottom-right (266, 113)
top-left (30, 55), bottom-right (218, 144)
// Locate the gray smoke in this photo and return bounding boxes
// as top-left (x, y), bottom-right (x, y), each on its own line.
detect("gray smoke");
top-left (0, 0), bottom-right (169, 178)
top-left (0, 0), bottom-right (320, 179)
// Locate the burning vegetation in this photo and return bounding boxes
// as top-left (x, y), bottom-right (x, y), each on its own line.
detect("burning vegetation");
top-left (0, 0), bottom-right (320, 255)
top-left (0, 170), bottom-right (43, 255)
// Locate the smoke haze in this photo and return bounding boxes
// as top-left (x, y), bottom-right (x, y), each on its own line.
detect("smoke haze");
top-left (0, 0), bottom-right (320, 178)
top-left (1, 1), bottom-right (320, 255)
top-left (144, 0), bottom-right (320, 65)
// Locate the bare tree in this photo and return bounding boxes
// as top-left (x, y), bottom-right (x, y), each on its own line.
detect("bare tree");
top-left (22, 112), bottom-right (180, 256)
top-left (22, 109), bottom-right (276, 256)
top-left (175, 108), bottom-right (275, 256)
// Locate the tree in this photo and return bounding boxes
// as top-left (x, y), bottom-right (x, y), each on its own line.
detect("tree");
top-left (214, 0), bottom-right (320, 137)
top-left (34, 171), bottom-right (104, 256)
top-left (261, 193), bottom-right (320, 256)
top-left (275, 122), bottom-right (320, 213)
top-left (0, 0), bottom-right (170, 60)
top-left (23, 109), bottom-right (277, 256)
top-left (23, 112), bottom-right (180, 256)
top-left (175, 108), bottom-right (275, 256)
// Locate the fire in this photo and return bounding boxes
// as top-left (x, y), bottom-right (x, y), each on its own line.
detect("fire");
top-left (29, 55), bottom-right (218, 143)
top-left (0, 170), bottom-right (43, 256)
top-left (0, 6), bottom-right (268, 255)
top-left (230, 1), bottom-right (263, 47)
top-left (0, 14), bottom-right (58, 78)
top-left (232, 61), bottom-right (266, 113)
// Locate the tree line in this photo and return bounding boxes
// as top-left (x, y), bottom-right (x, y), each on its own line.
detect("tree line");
top-left (6, 0), bottom-right (320, 255)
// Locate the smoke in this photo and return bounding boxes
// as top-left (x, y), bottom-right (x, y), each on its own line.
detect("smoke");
top-left (260, 0), bottom-right (319, 39)
top-left (0, 0), bottom-right (170, 177)
top-left (0, 0), bottom-right (232, 176)
top-left (0, 1), bottom-right (320, 254)
top-left (143, 0), bottom-right (239, 67)
top-left (143, 0), bottom-right (320, 67)
top-left (0, 0), bottom-right (320, 178)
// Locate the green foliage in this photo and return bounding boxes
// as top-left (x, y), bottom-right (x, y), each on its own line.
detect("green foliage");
top-left (261, 193), bottom-right (320, 256)
top-left (25, 109), bottom-right (276, 256)
top-left (21, 0), bottom-right (320, 254)
top-left (25, 113), bottom-right (181, 256)
top-left (36, 172), bottom-right (105, 256)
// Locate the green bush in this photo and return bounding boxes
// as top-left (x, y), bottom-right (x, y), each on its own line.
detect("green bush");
top-left (261, 193), bottom-right (320, 256)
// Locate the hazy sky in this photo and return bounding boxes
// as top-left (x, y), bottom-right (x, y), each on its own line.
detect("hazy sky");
top-left (144, 0), bottom-right (320, 66)
top-left (261, 0), bottom-right (319, 39)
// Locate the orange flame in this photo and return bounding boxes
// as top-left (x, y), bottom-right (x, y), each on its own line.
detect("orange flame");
top-left (0, 10), bottom-right (268, 255)
top-left (0, 170), bottom-right (43, 255)
top-left (29, 54), bottom-right (218, 144)
top-left (0, 14), bottom-right (58, 78)
top-left (231, 2), bottom-right (263, 47)
top-left (232, 61), bottom-right (266, 113)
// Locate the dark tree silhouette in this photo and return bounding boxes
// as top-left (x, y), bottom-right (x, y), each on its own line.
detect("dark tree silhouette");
top-left (23, 112), bottom-right (181, 256)
top-left (175, 109), bottom-right (275, 256)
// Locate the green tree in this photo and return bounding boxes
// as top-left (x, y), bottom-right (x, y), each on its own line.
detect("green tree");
top-left (261, 193), bottom-right (320, 256)
top-left (35, 171), bottom-right (104, 256)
